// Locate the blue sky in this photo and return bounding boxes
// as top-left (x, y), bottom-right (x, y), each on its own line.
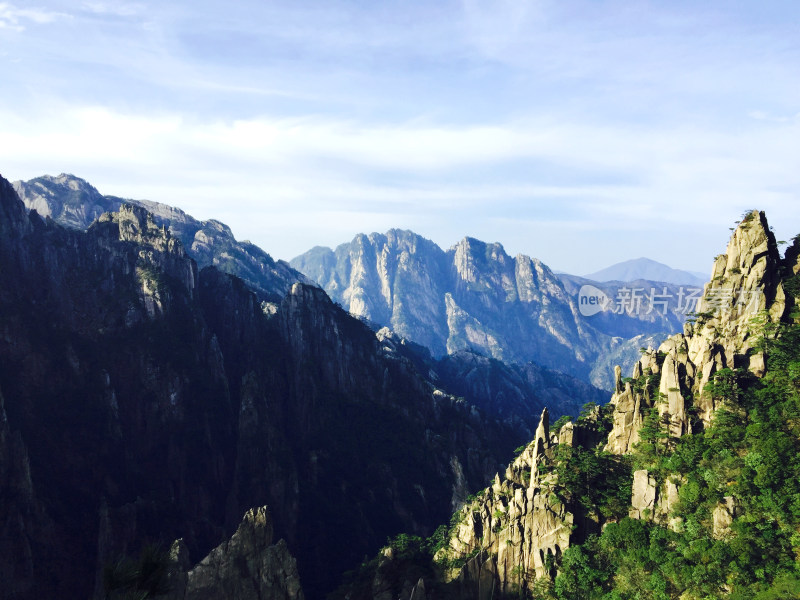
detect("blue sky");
top-left (1, 0), bottom-right (798, 274)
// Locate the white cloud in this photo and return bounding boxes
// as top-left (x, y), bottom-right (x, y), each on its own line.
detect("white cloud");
top-left (0, 2), bottom-right (65, 30)
top-left (1, 103), bottom-right (798, 267)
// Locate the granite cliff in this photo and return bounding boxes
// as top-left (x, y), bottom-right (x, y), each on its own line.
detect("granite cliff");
top-left (291, 231), bottom-right (694, 389)
top-left (605, 210), bottom-right (794, 454)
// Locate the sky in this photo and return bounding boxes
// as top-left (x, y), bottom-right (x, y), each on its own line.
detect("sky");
top-left (1, 0), bottom-right (798, 274)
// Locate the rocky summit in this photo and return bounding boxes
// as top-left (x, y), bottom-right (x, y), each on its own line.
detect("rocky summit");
top-left (605, 210), bottom-right (794, 454)
top-left (13, 173), bottom-right (308, 301)
top-left (291, 230), bottom-right (693, 389)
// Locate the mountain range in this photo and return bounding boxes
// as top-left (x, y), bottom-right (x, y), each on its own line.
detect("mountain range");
top-left (1, 171), bottom-right (798, 599)
top-left (0, 173), bottom-right (605, 599)
top-left (15, 174), bottom-right (702, 391)
top-left (12, 174), bottom-right (307, 301)
top-left (290, 232), bottom-right (698, 389)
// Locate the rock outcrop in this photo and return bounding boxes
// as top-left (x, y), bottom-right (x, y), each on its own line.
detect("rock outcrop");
top-left (605, 210), bottom-right (791, 458)
top-left (629, 470), bottom-right (657, 520)
top-left (602, 210), bottom-right (798, 528)
top-left (686, 210), bottom-right (788, 422)
top-left (180, 506), bottom-right (303, 600)
top-left (432, 410), bottom-right (574, 596)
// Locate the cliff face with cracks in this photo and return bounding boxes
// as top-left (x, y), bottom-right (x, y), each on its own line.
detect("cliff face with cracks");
top-left (156, 506), bottom-right (304, 600)
top-left (291, 230), bottom-right (684, 388)
top-left (435, 410), bottom-right (573, 596)
top-left (605, 210), bottom-right (795, 456)
top-left (602, 210), bottom-right (799, 536)
top-left (0, 175), bottom-right (529, 599)
top-left (357, 405), bottom-right (616, 600)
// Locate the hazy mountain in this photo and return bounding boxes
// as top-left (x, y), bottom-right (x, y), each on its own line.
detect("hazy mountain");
top-left (557, 274), bottom-right (691, 337)
top-left (582, 256), bottom-right (707, 286)
top-left (291, 231), bottom-right (686, 389)
top-left (12, 173), bottom-right (308, 301)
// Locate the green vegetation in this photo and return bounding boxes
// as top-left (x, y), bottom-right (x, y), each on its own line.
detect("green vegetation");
top-left (551, 415), bottom-right (572, 433)
top-left (554, 445), bottom-right (632, 521)
top-left (552, 318), bottom-right (800, 599)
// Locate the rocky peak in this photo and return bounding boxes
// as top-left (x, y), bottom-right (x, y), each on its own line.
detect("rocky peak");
top-left (15, 173), bottom-right (307, 300)
top-left (13, 173), bottom-right (111, 229)
top-left (450, 237), bottom-right (510, 285)
top-left (90, 204), bottom-right (198, 315)
top-left (94, 204), bottom-right (183, 253)
top-left (204, 219), bottom-right (233, 236)
top-left (606, 210), bottom-right (794, 452)
top-left (431, 408), bottom-right (573, 596)
top-left (293, 228), bottom-right (614, 383)
top-left (685, 210), bottom-right (788, 419)
top-left (174, 506), bottom-right (304, 600)
top-left (384, 228), bottom-right (424, 251)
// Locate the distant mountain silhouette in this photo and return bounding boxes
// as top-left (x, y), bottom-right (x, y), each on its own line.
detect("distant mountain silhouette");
top-left (583, 257), bottom-right (706, 286)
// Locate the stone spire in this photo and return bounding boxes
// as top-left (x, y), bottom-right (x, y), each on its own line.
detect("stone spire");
top-left (606, 210), bottom-right (793, 451)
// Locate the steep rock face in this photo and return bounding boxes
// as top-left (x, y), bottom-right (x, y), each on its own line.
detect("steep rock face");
top-left (0, 176), bottom-right (528, 599)
top-left (14, 173), bottom-right (307, 300)
top-left (0, 383), bottom-right (57, 599)
top-left (179, 506), bottom-right (304, 600)
top-left (605, 210), bottom-right (791, 457)
top-left (12, 173), bottom-right (116, 229)
top-left (294, 232), bottom-right (701, 390)
top-left (602, 211), bottom-right (798, 533)
top-left (293, 231), bottom-right (613, 384)
top-left (292, 230), bottom-right (450, 355)
top-left (0, 182), bottom-right (235, 598)
top-left (428, 410), bottom-right (575, 597)
top-left (686, 210), bottom-right (788, 422)
top-left (629, 470), bottom-right (657, 520)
